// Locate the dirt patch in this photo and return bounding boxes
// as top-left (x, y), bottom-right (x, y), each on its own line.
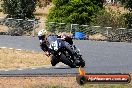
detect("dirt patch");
top-left (0, 48), bottom-right (50, 69)
top-left (89, 33), bottom-right (107, 41)
top-left (0, 12), bottom-right (7, 17)
top-left (105, 5), bottom-right (129, 14)
top-left (35, 4), bottom-right (52, 15)
top-left (0, 25), bottom-right (8, 32)
top-left (0, 76), bottom-right (80, 88)
top-left (34, 4), bottom-right (53, 33)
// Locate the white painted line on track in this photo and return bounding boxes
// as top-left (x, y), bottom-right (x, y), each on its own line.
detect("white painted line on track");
top-left (18, 69), bottom-right (23, 71)
top-left (0, 47), bottom-right (7, 49)
top-left (31, 68), bottom-right (36, 69)
top-left (17, 49), bottom-right (22, 51)
top-left (55, 65), bottom-right (61, 68)
top-left (4, 70), bottom-right (9, 71)
top-left (45, 66), bottom-right (52, 68)
top-left (0, 65), bottom-right (54, 71)
top-left (9, 48), bottom-right (12, 49)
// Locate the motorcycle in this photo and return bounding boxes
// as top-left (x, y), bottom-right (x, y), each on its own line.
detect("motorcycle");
top-left (47, 35), bottom-right (85, 68)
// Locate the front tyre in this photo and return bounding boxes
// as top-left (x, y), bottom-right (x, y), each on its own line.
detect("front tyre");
top-left (50, 55), bottom-right (59, 66)
top-left (60, 53), bottom-right (76, 68)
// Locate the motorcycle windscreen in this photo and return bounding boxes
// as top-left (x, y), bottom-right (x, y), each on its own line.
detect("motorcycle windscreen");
top-left (47, 35), bottom-right (58, 44)
top-left (47, 35), bottom-right (58, 50)
top-left (47, 35), bottom-right (64, 50)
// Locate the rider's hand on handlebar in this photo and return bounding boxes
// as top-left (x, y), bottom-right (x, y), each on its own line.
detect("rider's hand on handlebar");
top-left (44, 51), bottom-right (50, 57)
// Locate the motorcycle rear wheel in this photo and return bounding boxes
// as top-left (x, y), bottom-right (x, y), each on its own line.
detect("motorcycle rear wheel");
top-left (74, 54), bottom-right (85, 68)
top-left (79, 59), bottom-right (85, 67)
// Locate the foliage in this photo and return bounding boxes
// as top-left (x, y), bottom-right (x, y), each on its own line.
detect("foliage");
top-left (91, 7), bottom-right (132, 42)
top-left (47, 0), bottom-right (104, 26)
top-left (92, 8), bottom-right (126, 28)
top-left (36, 0), bottom-right (51, 8)
top-left (118, 0), bottom-right (132, 12)
top-left (2, 0), bottom-right (37, 19)
top-left (123, 13), bottom-right (132, 28)
top-left (117, 0), bottom-right (132, 28)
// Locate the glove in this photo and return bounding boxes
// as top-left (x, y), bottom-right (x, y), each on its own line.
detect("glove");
top-left (45, 51), bottom-right (50, 57)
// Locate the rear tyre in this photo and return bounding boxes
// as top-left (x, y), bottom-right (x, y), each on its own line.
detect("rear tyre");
top-left (51, 55), bottom-right (59, 66)
top-left (60, 53), bottom-right (76, 68)
top-left (75, 59), bottom-right (85, 68)
top-left (76, 57), bottom-right (85, 67)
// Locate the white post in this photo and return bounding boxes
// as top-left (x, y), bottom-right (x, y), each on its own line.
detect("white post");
top-left (105, 27), bottom-right (112, 36)
top-left (58, 22), bottom-right (65, 33)
top-left (70, 24), bottom-right (73, 35)
top-left (28, 19), bottom-right (35, 37)
top-left (49, 22), bottom-right (56, 34)
top-left (117, 28), bottom-right (126, 34)
top-left (33, 22), bottom-right (35, 37)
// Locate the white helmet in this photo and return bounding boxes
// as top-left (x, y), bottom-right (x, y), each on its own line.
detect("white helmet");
top-left (38, 29), bottom-right (47, 36)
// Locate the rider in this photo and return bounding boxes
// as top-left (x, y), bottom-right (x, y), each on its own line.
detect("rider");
top-left (38, 29), bottom-right (75, 66)
top-left (38, 29), bottom-right (74, 55)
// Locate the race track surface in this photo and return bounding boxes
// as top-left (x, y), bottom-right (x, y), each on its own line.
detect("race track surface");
top-left (0, 35), bottom-right (132, 75)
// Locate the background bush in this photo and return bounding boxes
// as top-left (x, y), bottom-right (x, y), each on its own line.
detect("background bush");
top-left (124, 13), bottom-right (132, 28)
top-left (47, 0), bottom-right (104, 26)
top-left (92, 8), bottom-right (126, 28)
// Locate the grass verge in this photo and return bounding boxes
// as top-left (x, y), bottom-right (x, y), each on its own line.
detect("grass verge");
top-left (0, 48), bottom-right (50, 69)
top-left (0, 76), bottom-right (132, 88)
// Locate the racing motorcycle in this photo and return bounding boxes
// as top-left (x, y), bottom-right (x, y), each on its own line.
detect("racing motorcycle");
top-left (47, 35), bottom-right (85, 68)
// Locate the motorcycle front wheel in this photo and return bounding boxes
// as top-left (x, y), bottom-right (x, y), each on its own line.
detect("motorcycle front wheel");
top-left (60, 53), bottom-right (76, 68)
top-left (50, 55), bottom-right (59, 66)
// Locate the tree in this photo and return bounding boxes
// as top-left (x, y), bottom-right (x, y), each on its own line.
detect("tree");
top-left (47, 0), bottom-right (104, 25)
top-left (2, 0), bottom-right (37, 19)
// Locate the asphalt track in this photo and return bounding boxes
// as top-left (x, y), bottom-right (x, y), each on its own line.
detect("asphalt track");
top-left (0, 35), bottom-right (132, 75)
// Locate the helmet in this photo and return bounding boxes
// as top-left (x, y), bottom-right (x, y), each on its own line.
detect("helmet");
top-left (41, 29), bottom-right (47, 35)
top-left (38, 29), bottom-right (47, 36)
